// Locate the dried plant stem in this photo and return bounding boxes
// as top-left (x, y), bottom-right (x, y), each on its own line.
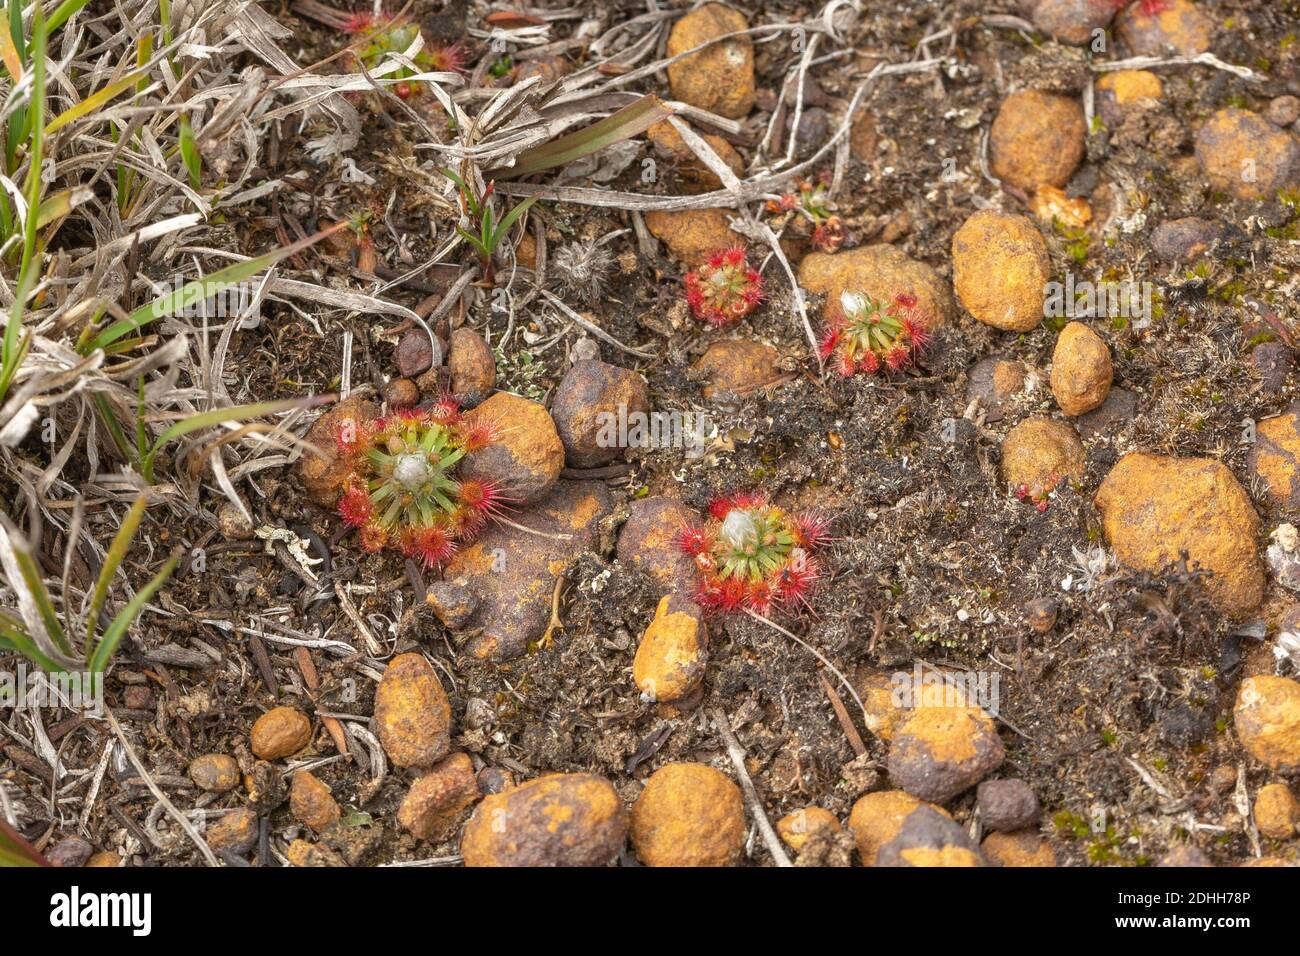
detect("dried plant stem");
top-left (710, 706), bottom-right (793, 868)
top-left (104, 707), bottom-right (219, 867)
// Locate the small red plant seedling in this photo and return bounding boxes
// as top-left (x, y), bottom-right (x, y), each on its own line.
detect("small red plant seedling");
top-left (766, 176), bottom-right (845, 252)
top-left (819, 289), bottom-right (930, 376)
top-left (334, 401), bottom-right (505, 568)
top-left (684, 246), bottom-right (763, 327)
top-left (342, 13), bottom-right (466, 98)
top-left (678, 492), bottom-right (829, 615)
top-left (1110, 0), bottom-right (1169, 15)
top-left (1014, 474), bottom-right (1061, 513)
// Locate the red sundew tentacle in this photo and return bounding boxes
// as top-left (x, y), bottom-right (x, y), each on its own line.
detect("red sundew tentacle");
top-left (427, 42), bottom-right (467, 74)
top-left (793, 512), bottom-right (831, 549)
top-left (685, 246), bottom-right (762, 326)
top-left (359, 522), bottom-right (388, 552)
top-left (677, 526), bottom-right (710, 556)
top-left (455, 415), bottom-right (500, 452)
top-left (342, 12), bottom-right (379, 33)
top-left (886, 345), bottom-right (912, 371)
top-left (414, 525), bottom-right (457, 568)
top-left (731, 491), bottom-right (767, 509)
top-left (457, 478), bottom-right (508, 521)
top-left (427, 396), bottom-right (462, 424)
top-left (707, 496), bottom-right (736, 521)
top-left (334, 418), bottom-right (374, 457)
top-left (338, 482), bottom-right (374, 527)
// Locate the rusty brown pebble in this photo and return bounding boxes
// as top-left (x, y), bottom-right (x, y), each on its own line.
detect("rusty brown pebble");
top-left (1025, 597), bottom-right (1058, 634)
top-left (188, 753), bottom-right (241, 793)
top-left (290, 770), bottom-right (341, 833)
top-left (374, 652), bottom-right (452, 769)
top-left (382, 377), bottom-right (420, 408)
top-left (207, 808), bottom-right (259, 854)
top-left (395, 328), bottom-right (440, 378)
top-left (250, 706), bottom-right (312, 760)
top-left (461, 773), bottom-right (627, 866)
top-left (630, 762), bottom-right (745, 867)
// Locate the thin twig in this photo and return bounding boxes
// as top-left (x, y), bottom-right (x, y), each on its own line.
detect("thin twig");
top-left (104, 707), bottom-right (220, 867)
top-left (710, 707), bottom-right (793, 868)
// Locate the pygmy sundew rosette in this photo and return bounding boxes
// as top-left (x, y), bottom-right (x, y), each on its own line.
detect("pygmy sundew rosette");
top-left (334, 400), bottom-right (505, 568)
top-left (684, 246), bottom-right (763, 327)
top-left (677, 493), bottom-right (829, 615)
top-left (818, 289), bottom-right (930, 376)
top-left (342, 13), bottom-right (466, 99)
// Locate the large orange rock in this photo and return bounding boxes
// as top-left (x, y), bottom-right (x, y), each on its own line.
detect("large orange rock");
top-left (630, 762), bottom-right (745, 866)
top-left (1235, 676), bottom-right (1300, 772)
top-left (1247, 401), bottom-right (1300, 509)
top-left (1116, 0), bottom-right (1212, 56)
top-left (461, 773), bottom-right (627, 866)
top-left (989, 90), bottom-right (1086, 192)
top-left (460, 392), bottom-right (564, 505)
top-left (847, 790), bottom-right (984, 867)
top-left (1050, 321), bottom-right (1113, 416)
top-left (1000, 416), bottom-right (1085, 499)
top-left (665, 4), bottom-right (755, 119)
top-left (951, 210), bottom-right (1050, 332)
top-left (887, 706), bottom-right (1005, 803)
top-left (1094, 453), bottom-right (1263, 617)
top-left (645, 208), bottom-right (743, 266)
top-left (633, 592), bottom-right (708, 704)
top-left (798, 244), bottom-right (952, 334)
top-left (373, 653), bottom-right (451, 769)
top-left (1195, 108), bottom-right (1300, 201)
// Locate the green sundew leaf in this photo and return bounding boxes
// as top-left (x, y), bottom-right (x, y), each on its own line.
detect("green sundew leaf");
top-left (0, 817), bottom-right (47, 866)
top-left (86, 224), bottom-right (346, 352)
top-left (416, 498), bottom-right (434, 526)
top-left (46, 70), bottom-right (147, 135)
top-left (370, 481), bottom-right (393, 504)
top-left (431, 488), bottom-right (455, 512)
top-left (440, 446), bottom-right (465, 469)
top-left (9, 533), bottom-right (73, 660)
top-left (88, 550), bottom-right (178, 674)
top-left (493, 94), bottom-right (673, 179)
top-left (84, 495), bottom-right (147, 655)
top-left (382, 498), bottom-right (402, 526)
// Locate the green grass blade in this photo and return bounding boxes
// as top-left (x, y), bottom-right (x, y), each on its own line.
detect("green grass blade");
top-left (46, 0), bottom-right (93, 35)
top-left (491, 196), bottom-right (537, 250)
top-left (88, 550), bottom-right (178, 675)
top-left (19, 3), bottom-right (44, 280)
top-left (8, 533), bottom-right (73, 659)
top-left (83, 495), bottom-right (146, 656)
top-left (152, 396), bottom-right (330, 450)
top-left (141, 395), bottom-right (332, 482)
top-left (46, 70), bottom-right (146, 135)
top-left (0, 624), bottom-right (68, 673)
top-left (84, 223), bottom-right (346, 353)
top-left (178, 114), bottom-right (199, 188)
top-left (492, 94), bottom-right (673, 179)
